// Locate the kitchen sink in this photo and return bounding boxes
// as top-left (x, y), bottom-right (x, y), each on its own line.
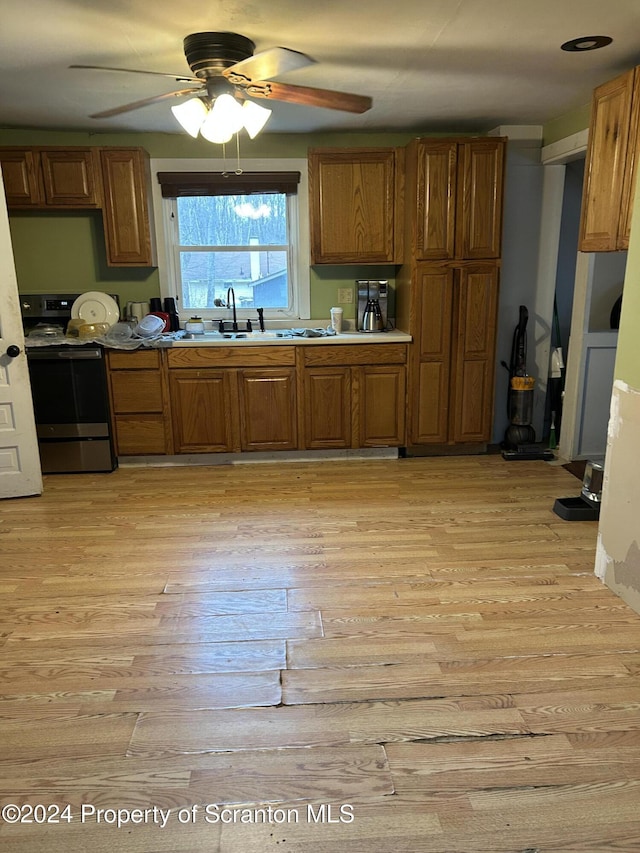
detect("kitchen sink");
top-left (180, 330), bottom-right (285, 342)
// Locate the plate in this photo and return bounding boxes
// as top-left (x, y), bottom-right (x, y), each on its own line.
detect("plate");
top-left (71, 292), bottom-right (120, 327)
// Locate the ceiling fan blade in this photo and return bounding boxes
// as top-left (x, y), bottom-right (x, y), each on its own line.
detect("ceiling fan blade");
top-left (243, 81), bottom-right (372, 114)
top-left (90, 89), bottom-right (205, 119)
top-left (223, 46), bottom-right (315, 84)
top-left (70, 64), bottom-right (199, 83)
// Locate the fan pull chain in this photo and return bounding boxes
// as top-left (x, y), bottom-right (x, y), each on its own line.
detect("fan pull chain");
top-left (234, 132), bottom-right (243, 175)
top-left (221, 134), bottom-right (243, 177)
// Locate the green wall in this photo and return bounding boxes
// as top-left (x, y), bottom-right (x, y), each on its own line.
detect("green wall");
top-left (542, 103), bottom-right (591, 147)
top-left (8, 211), bottom-right (159, 306)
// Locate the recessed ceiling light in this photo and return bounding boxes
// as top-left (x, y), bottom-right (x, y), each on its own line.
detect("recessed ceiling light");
top-left (561, 35), bottom-right (613, 52)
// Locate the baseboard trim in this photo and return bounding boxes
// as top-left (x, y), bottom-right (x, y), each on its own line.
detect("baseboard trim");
top-left (118, 448), bottom-right (400, 467)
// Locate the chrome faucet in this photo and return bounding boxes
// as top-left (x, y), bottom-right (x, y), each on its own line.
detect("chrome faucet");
top-left (226, 286), bottom-right (238, 331)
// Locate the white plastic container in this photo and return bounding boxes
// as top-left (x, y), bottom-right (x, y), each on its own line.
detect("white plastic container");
top-left (184, 317), bottom-right (205, 334)
top-left (135, 314), bottom-right (165, 338)
top-left (330, 307), bottom-right (343, 333)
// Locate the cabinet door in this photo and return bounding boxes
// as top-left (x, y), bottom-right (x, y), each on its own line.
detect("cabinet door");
top-left (618, 68), bottom-right (640, 250)
top-left (100, 148), bottom-right (156, 266)
top-left (411, 264), bottom-right (454, 444)
top-left (580, 69), bottom-right (635, 252)
top-left (40, 149), bottom-right (100, 207)
top-left (456, 141), bottom-right (505, 259)
top-left (415, 141), bottom-right (457, 260)
top-left (0, 149), bottom-right (43, 207)
top-left (303, 367), bottom-right (352, 449)
top-left (309, 148), bottom-right (398, 263)
top-left (358, 365), bottom-right (406, 447)
top-left (238, 368), bottom-right (297, 451)
top-left (450, 264), bottom-right (499, 443)
top-left (170, 370), bottom-right (236, 452)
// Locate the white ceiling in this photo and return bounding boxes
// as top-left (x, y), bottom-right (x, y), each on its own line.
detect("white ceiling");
top-left (2, 0), bottom-right (640, 137)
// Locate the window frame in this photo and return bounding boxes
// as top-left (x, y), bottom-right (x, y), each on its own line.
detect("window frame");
top-left (151, 157), bottom-right (311, 321)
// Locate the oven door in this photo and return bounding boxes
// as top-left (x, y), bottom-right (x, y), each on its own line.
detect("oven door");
top-left (26, 345), bottom-right (116, 473)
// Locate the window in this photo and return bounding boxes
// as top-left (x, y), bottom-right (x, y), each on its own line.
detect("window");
top-left (152, 159), bottom-right (310, 320)
top-left (173, 192), bottom-right (290, 312)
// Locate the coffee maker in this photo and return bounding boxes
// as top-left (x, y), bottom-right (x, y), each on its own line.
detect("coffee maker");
top-left (357, 280), bottom-right (389, 332)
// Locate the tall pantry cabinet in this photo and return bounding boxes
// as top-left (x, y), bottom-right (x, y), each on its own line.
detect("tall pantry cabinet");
top-left (396, 137), bottom-right (506, 450)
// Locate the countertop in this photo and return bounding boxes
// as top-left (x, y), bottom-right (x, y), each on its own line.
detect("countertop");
top-left (171, 329), bottom-right (412, 348)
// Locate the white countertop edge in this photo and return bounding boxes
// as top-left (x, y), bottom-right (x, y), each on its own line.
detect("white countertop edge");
top-left (170, 330), bottom-right (412, 347)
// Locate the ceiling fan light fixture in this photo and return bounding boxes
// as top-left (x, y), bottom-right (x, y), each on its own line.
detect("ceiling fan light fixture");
top-left (242, 100), bottom-right (272, 139)
top-left (171, 97), bottom-right (208, 137)
top-left (200, 113), bottom-right (233, 144)
top-left (212, 93), bottom-right (246, 132)
top-left (198, 95), bottom-right (242, 144)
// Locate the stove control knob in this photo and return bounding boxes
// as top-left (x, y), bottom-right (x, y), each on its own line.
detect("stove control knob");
top-left (6, 345), bottom-right (21, 358)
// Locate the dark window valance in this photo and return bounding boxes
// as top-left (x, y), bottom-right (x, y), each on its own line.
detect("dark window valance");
top-left (157, 171), bottom-right (301, 198)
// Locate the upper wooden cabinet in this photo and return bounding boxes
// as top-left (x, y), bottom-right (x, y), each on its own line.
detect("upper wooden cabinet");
top-left (40, 149), bottom-right (101, 207)
top-left (308, 147), bottom-right (404, 264)
top-left (0, 147), bottom-right (100, 208)
top-left (411, 138), bottom-right (505, 260)
top-left (579, 67), bottom-right (640, 252)
top-left (0, 144), bottom-right (156, 267)
top-left (100, 148), bottom-right (156, 267)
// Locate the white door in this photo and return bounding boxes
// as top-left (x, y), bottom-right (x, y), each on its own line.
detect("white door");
top-left (0, 173), bottom-right (42, 498)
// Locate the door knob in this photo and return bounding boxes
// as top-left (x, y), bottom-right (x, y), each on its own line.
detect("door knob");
top-left (6, 345), bottom-right (21, 358)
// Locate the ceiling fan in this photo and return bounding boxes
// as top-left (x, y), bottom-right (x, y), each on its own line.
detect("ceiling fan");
top-left (70, 31), bottom-right (372, 124)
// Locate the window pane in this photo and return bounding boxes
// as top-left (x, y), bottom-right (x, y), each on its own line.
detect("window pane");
top-left (180, 251), bottom-right (289, 310)
top-left (177, 194), bottom-right (288, 247)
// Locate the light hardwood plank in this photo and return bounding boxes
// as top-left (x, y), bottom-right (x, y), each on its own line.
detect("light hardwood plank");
top-left (128, 697), bottom-right (528, 757)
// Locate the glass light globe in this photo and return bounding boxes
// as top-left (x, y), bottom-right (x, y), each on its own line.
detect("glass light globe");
top-left (171, 98), bottom-right (208, 137)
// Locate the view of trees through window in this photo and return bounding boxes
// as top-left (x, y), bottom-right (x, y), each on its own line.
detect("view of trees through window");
top-left (176, 193), bottom-right (290, 311)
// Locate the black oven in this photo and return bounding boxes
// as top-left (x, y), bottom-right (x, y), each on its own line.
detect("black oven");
top-left (21, 293), bottom-right (116, 474)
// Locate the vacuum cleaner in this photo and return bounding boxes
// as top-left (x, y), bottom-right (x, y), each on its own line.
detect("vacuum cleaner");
top-left (501, 305), bottom-right (554, 461)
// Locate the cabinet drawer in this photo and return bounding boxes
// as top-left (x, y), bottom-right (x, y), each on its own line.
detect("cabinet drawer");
top-left (303, 344), bottom-right (407, 367)
top-left (108, 349), bottom-right (160, 370)
top-left (114, 414), bottom-right (167, 455)
top-left (168, 346), bottom-right (296, 368)
top-left (111, 371), bottom-right (163, 412)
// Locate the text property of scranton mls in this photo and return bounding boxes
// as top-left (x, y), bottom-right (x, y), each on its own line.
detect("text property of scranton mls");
top-left (1, 803), bottom-right (355, 829)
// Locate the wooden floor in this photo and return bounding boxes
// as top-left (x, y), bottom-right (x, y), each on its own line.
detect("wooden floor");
top-left (1, 455), bottom-right (639, 852)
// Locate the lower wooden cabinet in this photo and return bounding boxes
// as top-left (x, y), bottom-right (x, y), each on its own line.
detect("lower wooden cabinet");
top-left (238, 368), bottom-right (298, 451)
top-left (170, 370), bottom-right (236, 452)
top-left (167, 347), bottom-right (298, 454)
top-left (410, 261), bottom-right (498, 446)
top-left (304, 367), bottom-right (352, 448)
top-left (106, 349), bottom-right (173, 455)
top-left (359, 365), bottom-right (406, 447)
top-left (109, 343), bottom-right (407, 458)
top-left (301, 344), bottom-right (407, 449)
